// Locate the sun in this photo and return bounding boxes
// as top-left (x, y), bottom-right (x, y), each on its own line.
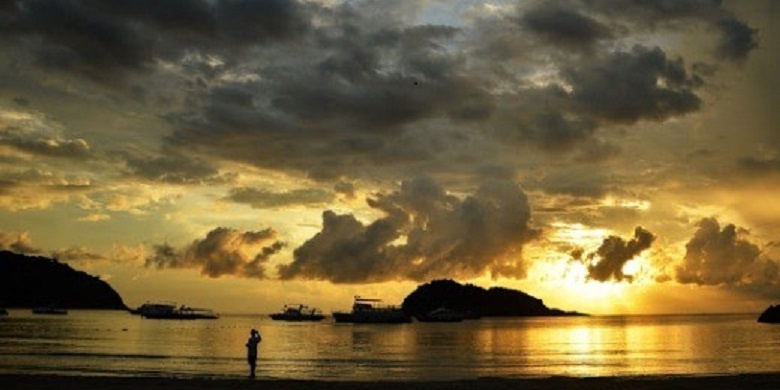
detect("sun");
top-left (518, 222), bottom-right (661, 314)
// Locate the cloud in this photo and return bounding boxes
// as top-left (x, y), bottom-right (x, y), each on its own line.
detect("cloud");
top-left (51, 246), bottom-right (108, 262)
top-left (737, 157), bottom-right (780, 175)
top-left (122, 148), bottom-right (232, 185)
top-left (533, 167), bottom-right (612, 198)
top-left (146, 227), bottom-right (285, 279)
top-left (334, 181), bottom-right (356, 198)
top-left (0, 109), bottom-right (93, 160)
top-left (225, 187), bottom-right (334, 209)
top-left (583, 226), bottom-right (656, 282)
top-left (0, 0), bottom-right (746, 182)
top-left (0, 230), bottom-right (40, 254)
top-left (676, 218), bottom-right (778, 288)
top-left (77, 213), bottom-right (110, 222)
top-left (564, 45), bottom-right (702, 124)
top-left (715, 18), bottom-right (759, 61)
top-left (520, 3), bottom-right (611, 51)
top-left (0, 168), bottom-right (93, 211)
top-left (3, 0), bottom-right (313, 83)
top-left (0, 0), bottom-right (763, 218)
top-left (0, 127), bottom-right (92, 159)
top-left (278, 177), bottom-right (538, 283)
top-left (215, 0), bottom-right (311, 43)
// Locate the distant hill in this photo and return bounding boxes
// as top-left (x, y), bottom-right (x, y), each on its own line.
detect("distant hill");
top-left (758, 305), bottom-right (780, 324)
top-left (402, 279), bottom-right (586, 318)
top-left (0, 251), bottom-right (127, 310)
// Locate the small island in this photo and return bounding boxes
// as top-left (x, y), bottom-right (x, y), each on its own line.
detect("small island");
top-left (402, 279), bottom-right (586, 319)
top-left (0, 250), bottom-right (127, 310)
top-left (757, 305), bottom-right (780, 323)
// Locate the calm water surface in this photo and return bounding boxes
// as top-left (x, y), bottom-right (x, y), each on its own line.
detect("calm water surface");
top-left (1, 310), bottom-right (779, 380)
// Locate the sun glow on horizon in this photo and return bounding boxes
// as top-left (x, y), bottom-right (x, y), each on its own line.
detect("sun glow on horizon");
top-left (525, 221), bottom-right (664, 314)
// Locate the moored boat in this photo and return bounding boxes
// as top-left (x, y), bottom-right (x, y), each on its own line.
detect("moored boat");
top-left (32, 306), bottom-right (68, 315)
top-left (270, 304), bottom-right (325, 321)
top-left (333, 297), bottom-right (411, 324)
top-left (130, 302), bottom-right (176, 316)
top-left (137, 303), bottom-right (218, 320)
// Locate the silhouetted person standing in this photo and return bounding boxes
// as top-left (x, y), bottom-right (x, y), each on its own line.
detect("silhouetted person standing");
top-left (246, 328), bottom-right (261, 378)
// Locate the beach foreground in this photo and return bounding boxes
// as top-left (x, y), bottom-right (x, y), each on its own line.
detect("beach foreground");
top-left (2, 373), bottom-right (780, 390)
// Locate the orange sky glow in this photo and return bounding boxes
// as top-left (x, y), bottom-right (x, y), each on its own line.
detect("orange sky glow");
top-left (0, 0), bottom-right (778, 315)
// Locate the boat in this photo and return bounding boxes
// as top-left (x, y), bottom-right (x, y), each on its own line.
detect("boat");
top-left (270, 304), bottom-right (326, 321)
top-left (137, 303), bottom-right (218, 320)
top-left (0, 308), bottom-right (8, 316)
top-left (332, 297), bottom-right (411, 324)
top-left (32, 307), bottom-right (68, 315)
top-left (130, 302), bottom-right (177, 316)
top-left (415, 307), bottom-right (464, 322)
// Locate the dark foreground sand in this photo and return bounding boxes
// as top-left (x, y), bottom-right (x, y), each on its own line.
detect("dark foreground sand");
top-left (2, 373), bottom-right (780, 390)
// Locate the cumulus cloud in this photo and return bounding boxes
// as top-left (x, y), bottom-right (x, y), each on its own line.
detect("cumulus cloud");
top-left (146, 227), bottom-right (285, 279)
top-left (278, 177), bottom-right (537, 283)
top-left (582, 226), bottom-right (656, 282)
top-left (676, 218), bottom-right (779, 288)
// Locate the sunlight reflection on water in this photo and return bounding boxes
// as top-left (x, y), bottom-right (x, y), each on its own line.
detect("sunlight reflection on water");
top-left (1, 311), bottom-right (779, 380)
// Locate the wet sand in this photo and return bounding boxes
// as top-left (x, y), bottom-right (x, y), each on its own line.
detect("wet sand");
top-left (2, 373), bottom-right (780, 390)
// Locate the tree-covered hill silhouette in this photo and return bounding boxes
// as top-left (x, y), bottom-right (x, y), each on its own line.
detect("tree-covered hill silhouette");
top-left (402, 279), bottom-right (586, 318)
top-left (0, 250), bottom-right (127, 310)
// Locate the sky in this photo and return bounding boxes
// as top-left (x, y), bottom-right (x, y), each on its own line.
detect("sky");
top-left (0, 0), bottom-right (778, 315)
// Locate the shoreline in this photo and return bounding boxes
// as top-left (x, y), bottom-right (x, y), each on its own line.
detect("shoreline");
top-left (3, 373), bottom-right (780, 390)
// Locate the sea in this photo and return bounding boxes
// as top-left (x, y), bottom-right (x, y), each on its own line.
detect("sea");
top-left (1, 310), bottom-right (779, 381)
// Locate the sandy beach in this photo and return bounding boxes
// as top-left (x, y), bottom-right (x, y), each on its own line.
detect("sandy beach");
top-left (2, 373), bottom-right (780, 390)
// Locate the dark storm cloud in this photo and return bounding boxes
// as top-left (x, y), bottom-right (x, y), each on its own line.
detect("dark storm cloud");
top-left (265, 23), bottom-right (488, 131)
top-left (2, 0), bottom-right (759, 182)
top-left (166, 14), bottom-right (493, 179)
top-left (216, 0), bottom-right (310, 43)
top-left (581, 0), bottom-right (758, 62)
top-left (8, 0), bottom-right (154, 79)
top-left (3, 0), bottom-right (313, 82)
top-left (520, 3), bottom-right (611, 50)
top-left (564, 46), bottom-right (701, 124)
top-left (277, 177), bottom-right (537, 283)
top-left (715, 18), bottom-right (758, 61)
top-left (226, 187), bottom-right (334, 209)
top-left (521, 112), bottom-right (597, 151)
top-left (584, 226), bottom-right (655, 282)
top-left (146, 227), bottom-right (284, 279)
top-left (676, 218), bottom-right (778, 287)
